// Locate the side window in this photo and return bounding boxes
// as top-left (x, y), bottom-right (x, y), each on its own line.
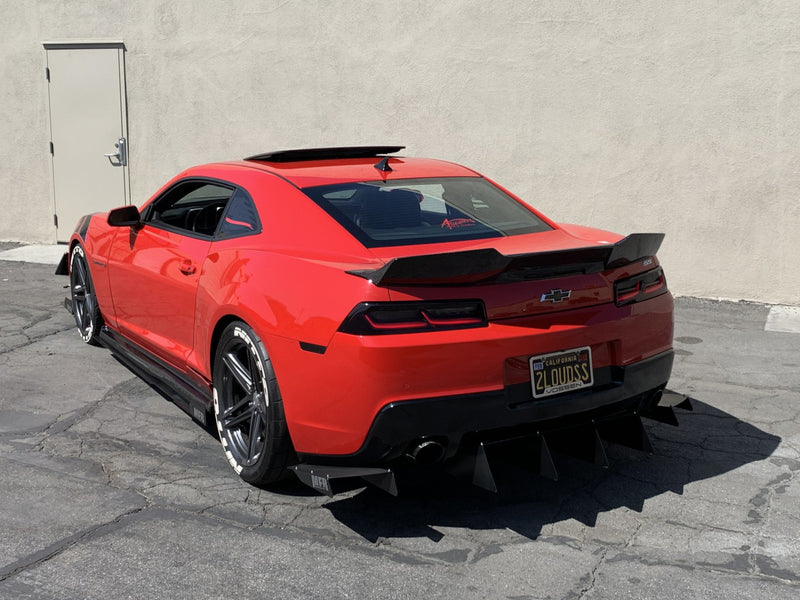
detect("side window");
top-left (218, 188), bottom-right (261, 237)
top-left (147, 181), bottom-right (234, 237)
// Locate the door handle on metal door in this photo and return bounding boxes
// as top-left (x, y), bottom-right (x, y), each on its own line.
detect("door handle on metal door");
top-left (104, 137), bottom-right (128, 167)
top-left (179, 260), bottom-right (196, 275)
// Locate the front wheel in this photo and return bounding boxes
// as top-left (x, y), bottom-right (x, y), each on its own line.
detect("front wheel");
top-left (212, 321), bottom-right (292, 485)
top-left (69, 244), bottom-right (103, 345)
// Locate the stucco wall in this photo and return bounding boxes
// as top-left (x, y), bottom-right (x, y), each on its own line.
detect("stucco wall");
top-left (1, 1), bottom-right (798, 304)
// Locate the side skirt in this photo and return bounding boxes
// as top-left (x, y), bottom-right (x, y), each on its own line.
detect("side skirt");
top-left (98, 326), bottom-right (213, 427)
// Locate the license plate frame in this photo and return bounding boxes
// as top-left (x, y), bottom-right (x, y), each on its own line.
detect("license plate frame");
top-left (529, 346), bottom-right (593, 399)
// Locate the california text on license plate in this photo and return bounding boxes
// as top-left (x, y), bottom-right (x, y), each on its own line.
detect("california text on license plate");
top-left (530, 346), bottom-right (593, 399)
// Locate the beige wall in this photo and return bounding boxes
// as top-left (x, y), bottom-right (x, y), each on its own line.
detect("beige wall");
top-left (1, 1), bottom-right (798, 305)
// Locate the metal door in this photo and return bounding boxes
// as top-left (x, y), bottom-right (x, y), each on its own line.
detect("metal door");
top-left (45, 43), bottom-right (130, 242)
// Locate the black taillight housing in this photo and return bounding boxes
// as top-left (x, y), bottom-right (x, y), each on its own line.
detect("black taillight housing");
top-left (339, 300), bottom-right (488, 335)
top-left (614, 266), bottom-right (668, 306)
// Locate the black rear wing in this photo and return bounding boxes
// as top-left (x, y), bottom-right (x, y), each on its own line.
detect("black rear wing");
top-left (245, 146), bottom-right (404, 162)
top-left (347, 233), bottom-right (665, 286)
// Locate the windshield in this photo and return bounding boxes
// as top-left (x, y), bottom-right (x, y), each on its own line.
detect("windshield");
top-left (302, 177), bottom-right (551, 248)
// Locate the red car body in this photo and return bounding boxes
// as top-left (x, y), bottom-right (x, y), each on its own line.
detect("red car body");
top-left (61, 147), bottom-right (680, 495)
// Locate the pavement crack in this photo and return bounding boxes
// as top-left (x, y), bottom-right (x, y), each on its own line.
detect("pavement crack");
top-left (572, 547), bottom-right (609, 599)
top-left (32, 376), bottom-right (142, 455)
top-left (746, 468), bottom-right (795, 527)
top-left (282, 505), bottom-right (307, 529)
top-left (623, 522), bottom-right (643, 548)
top-left (0, 321), bottom-right (74, 356)
top-left (739, 461), bottom-right (800, 581)
top-left (0, 507), bottom-right (145, 582)
top-left (101, 461), bottom-right (113, 485)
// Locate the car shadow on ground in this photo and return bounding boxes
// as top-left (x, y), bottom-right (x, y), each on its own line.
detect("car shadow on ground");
top-left (319, 397), bottom-right (780, 542)
top-left (134, 365), bottom-right (783, 540)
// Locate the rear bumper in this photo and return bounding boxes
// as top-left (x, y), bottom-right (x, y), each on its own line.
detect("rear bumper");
top-left (298, 349), bottom-right (674, 465)
top-left (274, 293), bottom-right (674, 456)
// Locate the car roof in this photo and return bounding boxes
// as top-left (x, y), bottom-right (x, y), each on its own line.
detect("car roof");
top-left (212, 146), bottom-right (482, 188)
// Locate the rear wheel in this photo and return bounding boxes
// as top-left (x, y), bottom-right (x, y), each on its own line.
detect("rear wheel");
top-left (212, 321), bottom-right (292, 485)
top-left (69, 244), bottom-right (102, 345)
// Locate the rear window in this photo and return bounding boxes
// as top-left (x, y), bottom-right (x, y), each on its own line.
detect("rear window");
top-left (302, 177), bottom-right (551, 247)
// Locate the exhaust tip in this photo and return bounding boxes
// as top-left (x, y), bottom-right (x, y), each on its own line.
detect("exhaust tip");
top-left (406, 438), bottom-right (446, 465)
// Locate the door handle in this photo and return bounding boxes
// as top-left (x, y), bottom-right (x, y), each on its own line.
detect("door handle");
top-left (179, 260), bottom-right (196, 275)
top-left (104, 137), bottom-right (128, 167)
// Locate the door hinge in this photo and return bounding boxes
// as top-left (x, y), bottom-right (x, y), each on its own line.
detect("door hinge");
top-left (49, 142), bottom-right (54, 155)
top-left (54, 214), bottom-right (58, 228)
top-left (45, 67), bottom-right (50, 81)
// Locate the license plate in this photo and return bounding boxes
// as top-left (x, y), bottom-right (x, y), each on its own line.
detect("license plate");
top-left (530, 346), bottom-right (593, 399)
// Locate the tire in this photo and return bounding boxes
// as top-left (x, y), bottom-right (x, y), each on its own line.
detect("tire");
top-left (212, 321), bottom-right (292, 485)
top-left (69, 244), bottom-right (103, 345)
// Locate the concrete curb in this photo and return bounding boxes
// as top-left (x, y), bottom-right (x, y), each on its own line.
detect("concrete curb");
top-left (0, 244), bottom-right (66, 265)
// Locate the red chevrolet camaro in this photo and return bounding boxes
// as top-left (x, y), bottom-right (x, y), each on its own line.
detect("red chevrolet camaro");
top-left (59, 146), bottom-right (689, 495)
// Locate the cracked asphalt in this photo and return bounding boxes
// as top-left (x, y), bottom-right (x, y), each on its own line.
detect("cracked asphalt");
top-left (1, 251), bottom-right (798, 600)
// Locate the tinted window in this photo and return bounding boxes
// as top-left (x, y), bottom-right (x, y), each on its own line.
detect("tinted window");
top-left (218, 188), bottom-right (261, 237)
top-left (147, 181), bottom-right (234, 237)
top-left (302, 177), bottom-right (551, 247)
top-left (145, 180), bottom-right (260, 239)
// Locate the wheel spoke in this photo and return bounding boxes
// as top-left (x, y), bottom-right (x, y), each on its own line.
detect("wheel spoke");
top-left (222, 402), bottom-right (254, 428)
top-left (247, 408), bottom-right (265, 460)
top-left (246, 350), bottom-right (263, 394)
top-left (80, 304), bottom-right (90, 329)
top-left (74, 257), bottom-right (87, 288)
top-left (74, 300), bottom-right (85, 329)
top-left (222, 351), bottom-right (253, 394)
top-left (84, 290), bottom-right (95, 312)
top-left (221, 394), bottom-right (253, 421)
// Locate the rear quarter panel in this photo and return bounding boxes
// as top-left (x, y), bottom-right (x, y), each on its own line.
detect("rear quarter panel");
top-left (190, 171), bottom-right (390, 379)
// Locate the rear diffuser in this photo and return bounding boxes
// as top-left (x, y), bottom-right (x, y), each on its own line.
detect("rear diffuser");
top-left (641, 390), bottom-right (694, 426)
top-left (291, 390), bottom-right (693, 496)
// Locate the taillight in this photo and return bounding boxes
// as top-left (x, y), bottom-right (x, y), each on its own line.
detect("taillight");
top-left (614, 266), bottom-right (667, 306)
top-left (339, 300), bottom-right (487, 335)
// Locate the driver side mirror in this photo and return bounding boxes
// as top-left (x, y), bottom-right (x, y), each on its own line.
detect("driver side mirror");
top-left (107, 205), bottom-right (141, 227)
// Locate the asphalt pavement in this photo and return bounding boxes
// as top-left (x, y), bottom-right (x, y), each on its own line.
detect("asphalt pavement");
top-left (0, 245), bottom-right (798, 600)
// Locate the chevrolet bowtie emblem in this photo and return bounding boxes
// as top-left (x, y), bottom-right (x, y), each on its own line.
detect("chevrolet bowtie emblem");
top-left (540, 289), bottom-right (572, 303)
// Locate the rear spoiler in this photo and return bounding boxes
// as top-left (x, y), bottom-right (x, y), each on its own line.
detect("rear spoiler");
top-left (347, 233), bottom-right (665, 286)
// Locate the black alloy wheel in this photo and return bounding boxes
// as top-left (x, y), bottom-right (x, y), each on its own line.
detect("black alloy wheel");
top-left (213, 321), bottom-right (291, 485)
top-left (69, 245), bottom-right (102, 345)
